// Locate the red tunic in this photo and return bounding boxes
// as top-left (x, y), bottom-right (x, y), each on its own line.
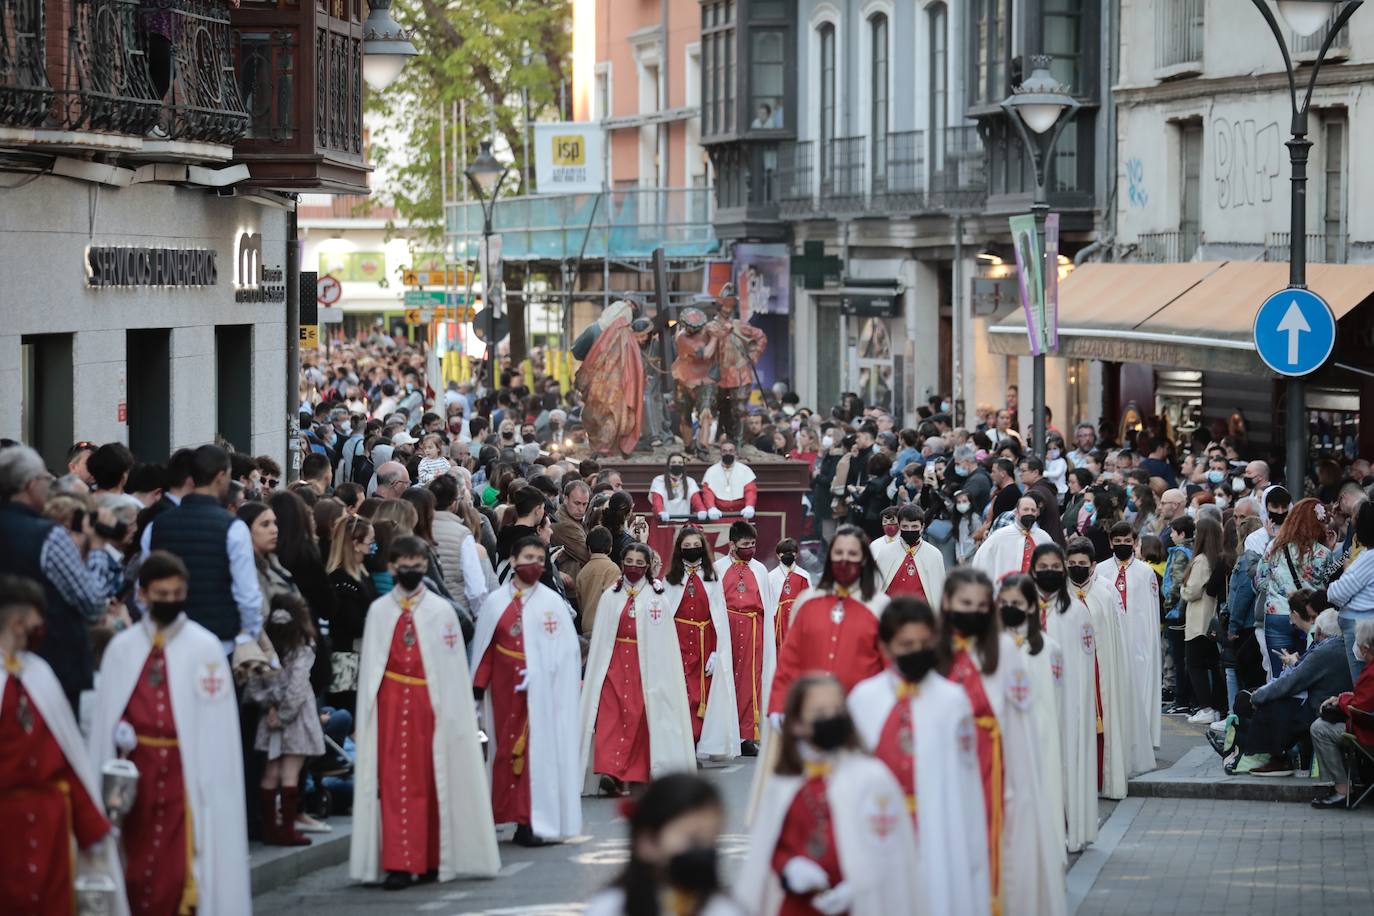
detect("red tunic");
top-left (122, 643), bottom-right (193, 916)
top-left (948, 646), bottom-right (1003, 907)
top-left (723, 559), bottom-right (766, 741)
top-left (774, 570), bottom-right (809, 648)
top-left (473, 595), bottom-right (531, 826)
top-left (884, 549), bottom-right (929, 601)
top-left (377, 608), bottom-right (440, 874)
top-left (0, 673), bottom-right (109, 916)
top-left (768, 593), bottom-right (884, 714)
top-left (1019, 532), bottom-right (1035, 573)
top-left (770, 772), bottom-right (843, 916)
top-left (674, 571), bottom-right (717, 742)
top-left (872, 680), bottom-right (918, 826)
top-left (593, 594), bottom-right (650, 783)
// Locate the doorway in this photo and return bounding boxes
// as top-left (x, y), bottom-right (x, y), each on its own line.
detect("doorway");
top-left (20, 333), bottom-right (74, 473)
top-left (127, 329), bottom-right (171, 461)
top-left (215, 325), bottom-right (253, 453)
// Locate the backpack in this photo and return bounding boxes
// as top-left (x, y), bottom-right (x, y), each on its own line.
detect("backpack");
top-left (346, 437), bottom-right (374, 488)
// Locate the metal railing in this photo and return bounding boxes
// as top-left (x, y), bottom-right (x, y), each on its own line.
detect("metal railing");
top-left (778, 140), bottom-right (815, 216)
top-left (1266, 232), bottom-right (1348, 264)
top-left (1134, 230), bottom-right (1199, 262)
top-left (153, 0), bottom-right (249, 143)
top-left (444, 187), bottom-right (718, 262)
top-left (929, 123), bottom-right (986, 210)
top-left (0, 0), bottom-right (52, 128)
top-left (822, 136), bottom-right (866, 212)
top-left (63, 0), bottom-right (161, 134)
top-left (876, 129), bottom-right (926, 208)
top-left (1155, 0), bottom-right (1204, 69)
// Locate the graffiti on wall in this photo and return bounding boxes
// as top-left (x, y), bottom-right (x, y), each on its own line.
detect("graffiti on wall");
top-left (1213, 118), bottom-right (1281, 209)
top-left (1125, 158), bottom-right (1149, 208)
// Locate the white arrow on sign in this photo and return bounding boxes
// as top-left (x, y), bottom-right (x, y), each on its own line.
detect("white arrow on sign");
top-left (1276, 299), bottom-right (1311, 366)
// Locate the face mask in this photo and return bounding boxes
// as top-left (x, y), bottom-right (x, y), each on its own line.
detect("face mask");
top-left (900, 529), bottom-right (922, 546)
top-left (395, 568), bottom-right (426, 591)
top-left (149, 599), bottom-right (186, 625)
top-left (1034, 569), bottom-right (1066, 594)
top-left (681, 546), bottom-right (705, 565)
top-left (999, 604), bottom-right (1028, 629)
top-left (1207, 469), bottom-right (1225, 484)
top-left (24, 622), bottom-right (46, 653)
top-left (721, 454), bottom-right (736, 466)
top-left (778, 552), bottom-right (796, 567)
top-left (955, 465), bottom-right (971, 477)
top-left (514, 561), bottom-right (544, 586)
top-left (956, 501), bottom-right (971, 514)
top-left (245, 487), bottom-right (261, 502)
top-left (894, 648), bottom-right (938, 683)
top-left (340, 422), bottom-right (352, 437)
top-left (1112, 543), bottom-right (1135, 562)
top-left (1269, 512), bottom-right (1288, 529)
top-left (945, 610), bottom-right (989, 636)
top-left (1242, 476), bottom-right (1256, 491)
top-left (1232, 477), bottom-right (1247, 493)
top-left (623, 566), bottom-right (647, 584)
top-left (809, 714), bottom-right (854, 751)
top-left (940, 400), bottom-right (951, 413)
top-left (1019, 513), bottom-right (1037, 530)
top-left (1047, 449), bottom-right (1061, 460)
top-left (883, 523), bottom-right (899, 538)
top-left (1185, 506), bottom-right (1198, 519)
top-left (830, 559), bottom-right (863, 586)
top-left (667, 846), bottom-right (720, 893)
top-left (1127, 499), bottom-right (1138, 513)
top-left (821, 436), bottom-right (834, 450)
top-left (734, 547), bottom-right (756, 562)
top-left (1067, 565), bottom-right (1093, 586)
top-left (669, 464), bottom-right (685, 476)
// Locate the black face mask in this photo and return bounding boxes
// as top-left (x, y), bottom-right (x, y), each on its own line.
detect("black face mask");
top-left (809, 714), bottom-right (854, 751)
top-left (1019, 513), bottom-right (1038, 530)
top-left (1067, 565), bottom-right (1093, 586)
top-left (900, 529), bottom-right (922, 546)
top-left (945, 610), bottom-right (989, 636)
top-left (778, 553), bottom-right (796, 567)
top-left (1243, 476), bottom-right (1256, 490)
top-left (669, 465), bottom-right (685, 476)
top-left (1269, 512), bottom-right (1288, 529)
top-left (1034, 569), bottom-right (1066, 594)
top-left (999, 604), bottom-right (1028, 629)
top-left (721, 454), bottom-right (736, 466)
top-left (667, 846), bottom-right (719, 893)
top-left (1112, 543), bottom-right (1135, 562)
top-left (150, 600), bottom-right (185, 625)
top-left (894, 648), bottom-right (938, 683)
top-left (395, 568), bottom-right (426, 591)
top-left (681, 546), bottom-right (705, 564)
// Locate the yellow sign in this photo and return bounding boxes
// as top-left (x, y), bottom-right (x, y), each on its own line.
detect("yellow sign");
top-left (551, 135), bottom-right (586, 166)
top-left (403, 269), bottom-right (470, 287)
top-left (300, 324), bottom-right (319, 348)
top-left (405, 309), bottom-right (422, 325)
top-left (406, 306), bottom-right (476, 324)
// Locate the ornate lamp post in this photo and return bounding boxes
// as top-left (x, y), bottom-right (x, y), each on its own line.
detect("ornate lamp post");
top-left (465, 139), bottom-right (512, 388)
top-left (362, 0), bottom-right (418, 91)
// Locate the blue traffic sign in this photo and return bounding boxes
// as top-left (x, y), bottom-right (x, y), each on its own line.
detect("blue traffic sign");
top-left (1252, 287), bottom-right (1336, 377)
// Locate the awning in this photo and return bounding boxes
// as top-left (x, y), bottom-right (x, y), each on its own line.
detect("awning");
top-left (988, 261), bottom-right (1374, 373)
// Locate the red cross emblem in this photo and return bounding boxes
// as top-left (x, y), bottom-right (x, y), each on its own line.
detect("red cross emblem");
top-left (866, 794), bottom-right (900, 839)
top-left (649, 603), bottom-right (663, 622)
top-left (1080, 623), bottom-right (1096, 655)
top-left (1008, 669), bottom-right (1031, 708)
top-left (442, 624), bottom-right (459, 649)
top-left (200, 663), bottom-right (225, 699)
top-left (542, 612), bottom-right (559, 635)
top-left (957, 717), bottom-right (975, 756)
top-left (1051, 650), bottom-right (1064, 683)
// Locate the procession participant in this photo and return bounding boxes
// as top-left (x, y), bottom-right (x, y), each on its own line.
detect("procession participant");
top-left (869, 506), bottom-right (900, 560)
top-left (472, 535), bottom-right (582, 846)
top-left (939, 568), bottom-right (1067, 916)
top-left (768, 538), bottom-right (811, 648)
top-left (972, 494), bottom-right (1053, 583)
top-left (89, 551), bottom-right (250, 915)
top-left (662, 527), bottom-right (740, 758)
top-left (1067, 538), bottom-right (1131, 800)
top-left (672, 308), bottom-right (720, 454)
top-left (996, 573), bottom-right (1066, 864)
top-left (650, 453), bottom-right (707, 521)
top-left (2, 576), bottom-right (126, 916)
top-left (350, 536), bottom-right (500, 890)
top-left (701, 441), bottom-right (758, 521)
top-left (578, 544), bottom-right (697, 796)
top-left (715, 520), bottom-right (777, 755)
top-left (875, 505), bottom-right (946, 603)
top-left (735, 675), bottom-right (921, 916)
top-left (1096, 521), bottom-right (1161, 773)
top-left (848, 599), bottom-right (991, 916)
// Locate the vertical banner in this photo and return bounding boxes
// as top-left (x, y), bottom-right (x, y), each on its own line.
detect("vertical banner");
top-left (532, 122), bottom-right (606, 194)
top-left (1044, 212), bottom-right (1060, 352)
top-left (1009, 214), bottom-right (1045, 356)
top-left (479, 235), bottom-right (503, 316)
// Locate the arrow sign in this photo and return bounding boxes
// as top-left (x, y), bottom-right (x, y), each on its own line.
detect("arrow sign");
top-left (1252, 287), bottom-right (1336, 377)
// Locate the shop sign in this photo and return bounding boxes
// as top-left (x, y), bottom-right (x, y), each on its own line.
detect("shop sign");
top-left (233, 231), bottom-right (286, 303)
top-left (86, 246), bottom-right (218, 288)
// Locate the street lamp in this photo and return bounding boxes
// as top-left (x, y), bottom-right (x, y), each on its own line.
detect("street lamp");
top-left (1001, 55), bottom-right (1080, 456)
top-left (465, 139), bottom-right (512, 389)
top-left (1249, 0), bottom-right (1362, 495)
top-left (362, 0), bottom-right (419, 91)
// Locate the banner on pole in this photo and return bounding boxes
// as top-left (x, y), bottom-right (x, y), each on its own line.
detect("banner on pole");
top-left (1009, 214), bottom-right (1045, 356)
top-left (1044, 212), bottom-right (1060, 352)
top-left (532, 122), bottom-right (605, 194)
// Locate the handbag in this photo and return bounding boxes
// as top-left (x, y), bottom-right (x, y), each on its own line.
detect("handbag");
top-left (329, 642), bottom-right (360, 693)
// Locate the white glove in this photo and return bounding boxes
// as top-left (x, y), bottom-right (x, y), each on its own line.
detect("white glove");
top-left (768, 712), bottom-right (785, 733)
top-left (704, 651), bottom-right (718, 677)
top-left (707, 507), bottom-right (723, 520)
top-left (659, 511), bottom-right (671, 522)
top-left (782, 857), bottom-right (831, 895)
top-left (697, 510), bottom-right (708, 521)
top-left (813, 881), bottom-right (853, 915)
top-left (515, 668), bottom-right (529, 693)
top-left (742, 505), bottom-right (756, 520)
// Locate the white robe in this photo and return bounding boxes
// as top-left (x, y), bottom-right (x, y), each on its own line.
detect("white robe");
top-left (735, 751), bottom-right (923, 916)
top-left (1080, 578), bottom-right (1131, 799)
top-left (766, 562), bottom-right (812, 606)
top-left (88, 618), bottom-right (249, 916)
top-left (1045, 597), bottom-right (1100, 853)
top-left (702, 461), bottom-right (757, 504)
top-left (715, 554), bottom-right (778, 734)
top-left (869, 534), bottom-right (899, 560)
top-left (1096, 557), bottom-right (1161, 771)
top-left (650, 473), bottom-right (702, 517)
top-left (1014, 632), bottom-right (1066, 865)
top-left (663, 574), bottom-right (741, 759)
top-left (849, 670), bottom-right (991, 916)
top-left (874, 538), bottom-right (947, 607)
top-left (350, 589), bottom-right (501, 883)
top-left (5, 653), bottom-right (129, 916)
top-left (577, 580), bottom-right (698, 793)
top-left (470, 580), bottom-right (583, 840)
top-left (972, 524), bottom-right (1052, 583)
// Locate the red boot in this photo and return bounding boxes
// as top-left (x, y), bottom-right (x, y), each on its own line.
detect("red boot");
top-left (259, 787), bottom-right (284, 845)
top-left (278, 786), bottom-right (312, 846)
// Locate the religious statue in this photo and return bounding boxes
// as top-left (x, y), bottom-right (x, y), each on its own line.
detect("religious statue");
top-left (671, 307), bottom-right (719, 455)
top-left (572, 299), bottom-right (645, 456)
top-left (708, 283), bottom-right (767, 442)
top-left (632, 318), bottom-right (669, 449)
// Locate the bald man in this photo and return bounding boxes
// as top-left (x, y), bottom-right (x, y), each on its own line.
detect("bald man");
top-left (374, 460), bottom-right (412, 499)
top-left (1244, 460), bottom-right (1274, 521)
top-left (1152, 488), bottom-right (1185, 538)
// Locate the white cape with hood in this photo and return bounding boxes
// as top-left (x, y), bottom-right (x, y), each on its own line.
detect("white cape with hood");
top-left (767, 563), bottom-right (812, 611)
top-left (1045, 597), bottom-right (1099, 853)
top-left (663, 574), bottom-right (740, 759)
top-left (1096, 557), bottom-right (1161, 772)
top-left (735, 751), bottom-right (922, 916)
top-left (6, 652), bottom-right (130, 916)
top-left (577, 578), bottom-right (698, 793)
top-left (350, 589), bottom-right (501, 882)
top-left (88, 618), bottom-right (248, 916)
top-left (715, 554), bottom-right (778, 734)
top-left (470, 579), bottom-right (583, 839)
top-left (848, 670), bottom-right (991, 916)
top-left (972, 524), bottom-right (1051, 582)
top-left (874, 538), bottom-right (946, 604)
top-left (1081, 577), bottom-right (1131, 799)
top-left (1016, 632), bottom-right (1067, 865)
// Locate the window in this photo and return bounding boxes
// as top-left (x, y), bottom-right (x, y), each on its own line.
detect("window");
top-left (1322, 115), bottom-right (1347, 262)
top-left (818, 22), bottom-right (836, 182)
top-left (1179, 122), bottom-right (1203, 258)
top-left (970, 0), bottom-right (1009, 106)
top-left (1155, 0), bottom-right (1204, 70)
top-left (869, 14), bottom-right (889, 183)
top-left (928, 4), bottom-right (947, 136)
top-left (701, 0), bottom-right (736, 135)
top-left (594, 63), bottom-right (611, 121)
top-left (1043, 0), bottom-right (1083, 90)
top-left (750, 29), bottom-right (785, 129)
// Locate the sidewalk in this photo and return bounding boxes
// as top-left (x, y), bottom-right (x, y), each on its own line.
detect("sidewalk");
top-left (251, 820), bottom-right (353, 897)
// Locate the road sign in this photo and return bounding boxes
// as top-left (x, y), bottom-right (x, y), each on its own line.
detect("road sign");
top-left (403, 268), bottom-right (470, 287)
top-left (404, 290), bottom-right (472, 307)
top-left (318, 306), bottom-right (344, 323)
top-left (405, 305), bottom-right (475, 325)
top-left (300, 324), bottom-right (319, 348)
top-left (317, 273), bottom-right (341, 305)
top-left (1253, 287), bottom-right (1336, 377)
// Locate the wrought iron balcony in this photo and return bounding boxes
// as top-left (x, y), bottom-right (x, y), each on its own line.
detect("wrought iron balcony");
top-left (62, 0), bottom-right (162, 134)
top-left (1133, 230), bottom-right (1199, 263)
top-left (928, 124), bottom-right (986, 210)
top-left (778, 140), bottom-right (815, 217)
top-left (821, 137), bottom-right (866, 213)
top-left (873, 129), bottom-right (926, 210)
top-left (0, 0), bottom-right (53, 128)
top-left (1266, 232), bottom-right (1348, 264)
top-left (152, 0), bottom-right (249, 144)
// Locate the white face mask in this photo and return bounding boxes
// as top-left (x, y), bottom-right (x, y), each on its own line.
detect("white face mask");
top-left (1231, 477), bottom-right (1246, 493)
top-left (1186, 506), bottom-right (1198, 519)
top-left (821, 436), bottom-right (834, 450)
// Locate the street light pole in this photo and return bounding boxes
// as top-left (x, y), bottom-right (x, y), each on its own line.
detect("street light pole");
top-left (465, 139), bottom-right (512, 394)
top-left (1250, 0), bottom-right (1362, 495)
